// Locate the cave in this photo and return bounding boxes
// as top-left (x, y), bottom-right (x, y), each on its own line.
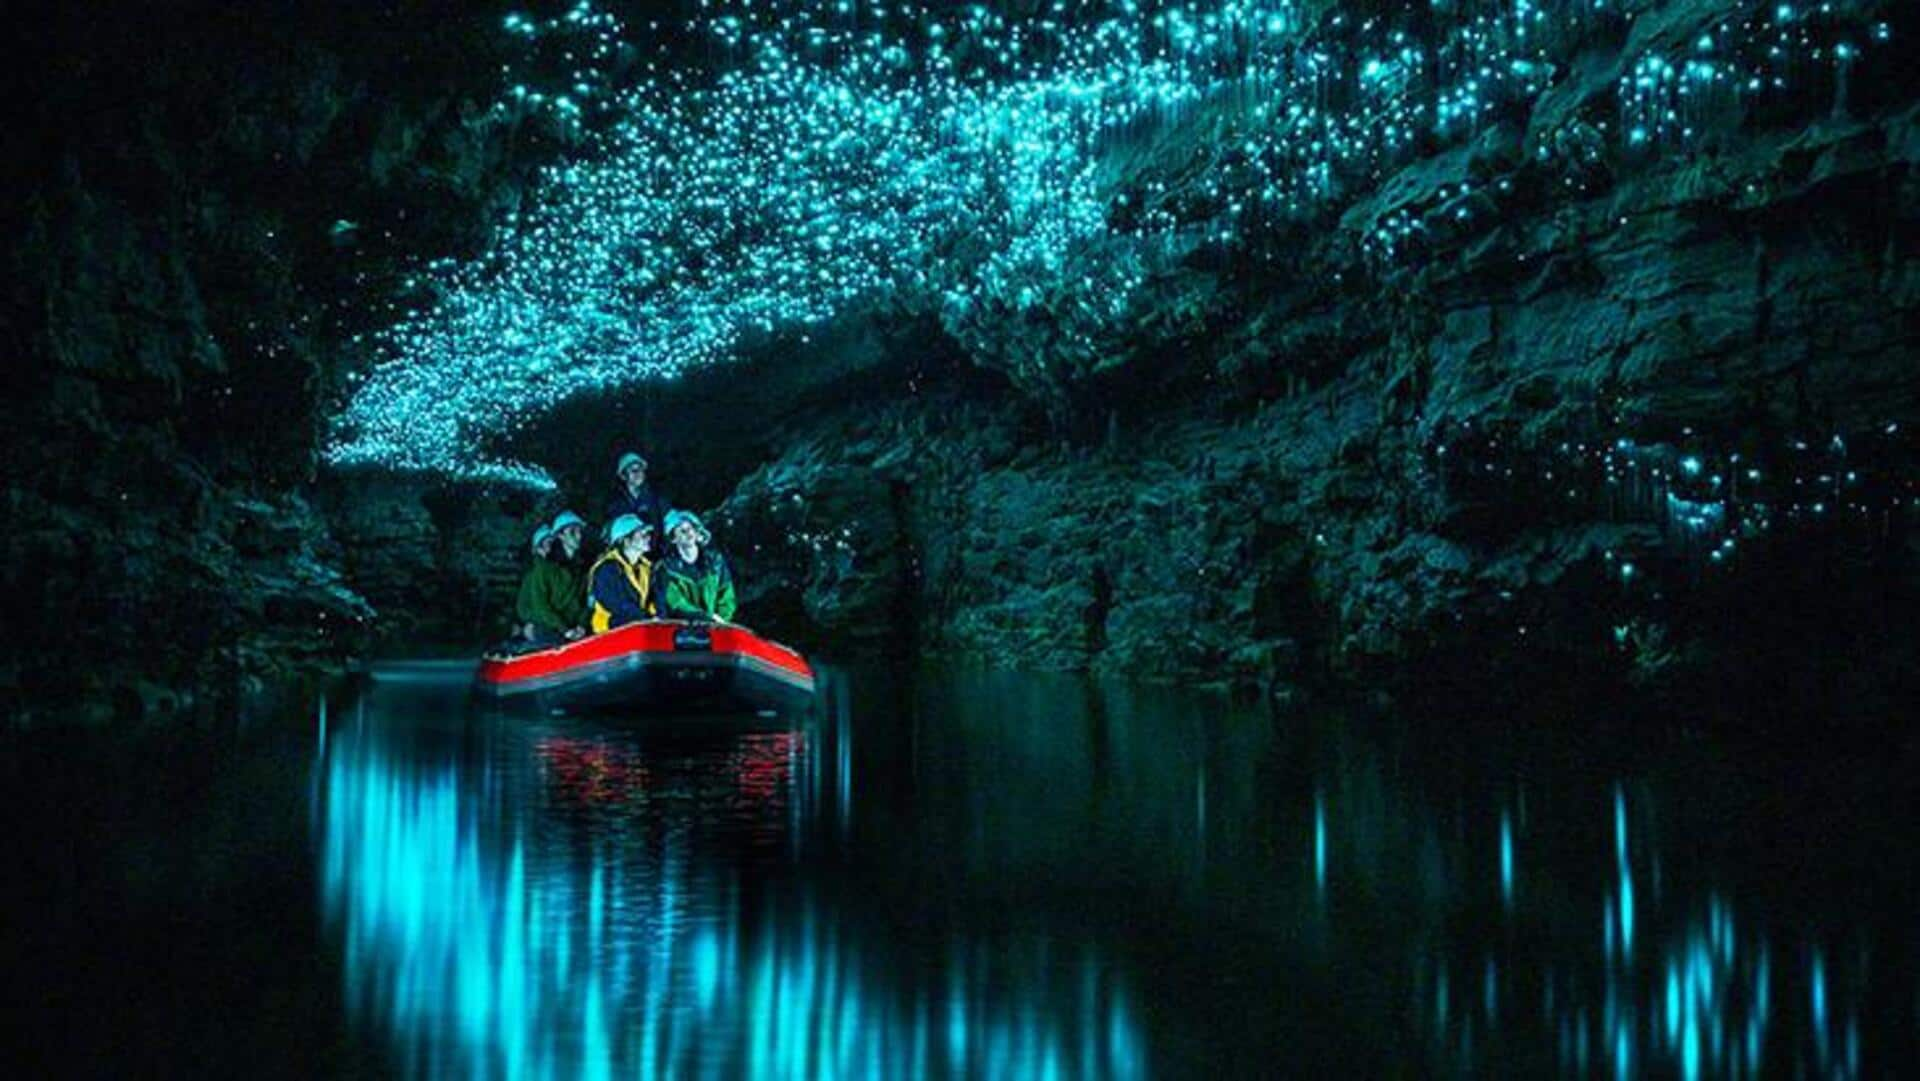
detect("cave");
top-left (5, 0), bottom-right (1916, 1075)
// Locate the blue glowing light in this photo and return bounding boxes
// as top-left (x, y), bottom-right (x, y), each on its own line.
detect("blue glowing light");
top-left (1500, 812), bottom-right (1514, 905)
top-left (1314, 794), bottom-right (1327, 891)
top-left (319, 717), bottom-right (1146, 1078)
top-left (322, 0), bottom-right (1886, 484)
top-left (1615, 788), bottom-right (1634, 955)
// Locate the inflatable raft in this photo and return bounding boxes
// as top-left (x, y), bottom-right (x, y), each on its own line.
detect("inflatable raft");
top-left (475, 621), bottom-right (816, 714)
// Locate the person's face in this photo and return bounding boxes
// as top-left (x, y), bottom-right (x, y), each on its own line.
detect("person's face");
top-left (671, 523), bottom-right (701, 550)
top-left (622, 462), bottom-right (647, 489)
top-left (535, 537), bottom-right (554, 558)
top-left (557, 525), bottom-right (582, 557)
top-left (622, 527), bottom-right (652, 559)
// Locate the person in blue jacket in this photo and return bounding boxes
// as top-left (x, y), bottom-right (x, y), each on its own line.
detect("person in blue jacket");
top-left (587, 514), bottom-right (656, 633)
top-left (606, 451), bottom-right (667, 546)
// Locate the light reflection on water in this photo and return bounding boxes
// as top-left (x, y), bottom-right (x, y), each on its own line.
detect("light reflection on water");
top-left (1414, 781), bottom-right (1882, 1079)
top-left (316, 675), bottom-right (1145, 1080)
top-left (312, 667), bottom-right (1909, 1078)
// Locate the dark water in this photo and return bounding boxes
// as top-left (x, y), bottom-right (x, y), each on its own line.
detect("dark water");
top-left (4, 665), bottom-right (1916, 1078)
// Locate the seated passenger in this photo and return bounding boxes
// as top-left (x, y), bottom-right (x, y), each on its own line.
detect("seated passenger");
top-left (513, 524), bottom-right (555, 641)
top-left (545, 511), bottom-right (592, 632)
top-left (587, 514), bottom-right (656, 633)
top-left (653, 509), bottom-right (737, 623)
top-left (549, 509), bottom-right (589, 565)
top-left (516, 519), bottom-right (588, 643)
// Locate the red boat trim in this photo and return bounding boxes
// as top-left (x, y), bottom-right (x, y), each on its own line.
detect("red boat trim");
top-left (475, 620), bottom-right (814, 696)
top-left (477, 649), bottom-right (815, 698)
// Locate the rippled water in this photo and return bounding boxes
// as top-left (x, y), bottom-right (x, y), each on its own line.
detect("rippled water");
top-left (6, 665), bottom-right (1916, 1077)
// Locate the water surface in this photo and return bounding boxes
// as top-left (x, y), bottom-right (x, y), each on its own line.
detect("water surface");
top-left (6, 665), bottom-right (1915, 1077)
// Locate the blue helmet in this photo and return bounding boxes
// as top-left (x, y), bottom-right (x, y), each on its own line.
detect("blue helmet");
top-left (607, 513), bottom-right (651, 546)
top-left (663, 509), bottom-right (710, 543)
top-left (549, 510), bottom-right (587, 533)
top-left (616, 451), bottom-right (649, 476)
top-left (529, 524), bottom-right (554, 553)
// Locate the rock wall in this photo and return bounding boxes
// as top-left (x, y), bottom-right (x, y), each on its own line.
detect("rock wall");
top-left (699, 13), bottom-right (1920, 718)
top-left (319, 477), bottom-right (544, 653)
top-left (9, 0), bottom-right (1918, 725)
top-left (2, 1), bottom-right (568, 720)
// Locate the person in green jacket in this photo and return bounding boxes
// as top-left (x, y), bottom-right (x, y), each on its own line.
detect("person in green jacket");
top-left (516, 514), bottom-right (588, 643)
top-left (653, 509), bottom-right (737, 623)
top-left (549, 509), bottom-right (588, 564)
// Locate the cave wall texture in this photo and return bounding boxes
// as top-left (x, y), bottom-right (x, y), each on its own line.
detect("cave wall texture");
top-left (6, 0), bottom-right (1917, 723)
top-left (710, 78), bottom-right (1920, 712)
top-left (1, 0), bottom-right (561, 718)
top-left (671, 0), bottom-right (1920, 721)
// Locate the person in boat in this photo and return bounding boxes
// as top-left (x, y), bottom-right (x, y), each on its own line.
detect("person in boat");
top-left (606, 451), bottom-right (667, 549)
top-left (516, 518), bottom-right (588, 643)
top-left (653, 509), bottom-right (737, 623)
top-left (513, 524), bottom-right (555, 641)
top-left (549, 509), bottom-right (589, 566)
top-left (587, 513), bottom-right (656, 632)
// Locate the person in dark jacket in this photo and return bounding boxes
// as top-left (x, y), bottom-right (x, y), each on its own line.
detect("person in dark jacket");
top-left (652, 509), bottom-right (737, 623)
top-left (549, 509), bottom-right (589, 565)
top-left (587, 513), bottom-right (656, 633)
top-left (516, 520), bottom-right (587, 643)
top-left (606, 451), bottom-right (667, 546)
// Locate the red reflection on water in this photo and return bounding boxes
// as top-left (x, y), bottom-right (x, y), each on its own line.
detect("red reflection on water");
top-left (732, 730), bottom-right (805, 802)
top-left (533, 730), bottom-right (805, 809)
top-left (535, 737), bottom-right (653, 805)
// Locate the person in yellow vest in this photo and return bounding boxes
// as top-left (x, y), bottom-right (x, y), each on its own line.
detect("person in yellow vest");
top-left (586, 514), bottom-right (656, 632)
